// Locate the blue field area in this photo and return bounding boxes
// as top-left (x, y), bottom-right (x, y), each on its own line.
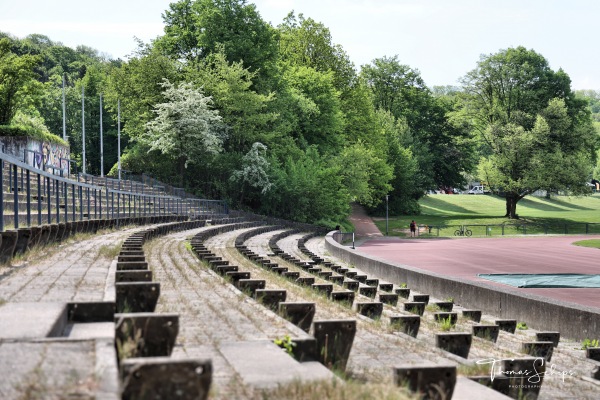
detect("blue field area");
top-left (478, 274), bottom-right (600, 288)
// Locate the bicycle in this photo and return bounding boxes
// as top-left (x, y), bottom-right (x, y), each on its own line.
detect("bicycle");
top-left (454, 226), bottom-right (472, 237)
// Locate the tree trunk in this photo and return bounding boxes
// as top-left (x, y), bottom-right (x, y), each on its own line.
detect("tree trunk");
top-left (178, 155), bottom-right (186, 188)
top-left (504, 194), bottom-right (519, 219)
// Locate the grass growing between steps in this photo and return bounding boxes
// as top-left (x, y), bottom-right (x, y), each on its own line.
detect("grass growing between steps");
top-left (257, 378), bottom-right (419, 400)
top-left (374, 193), bottom-right (600, 237)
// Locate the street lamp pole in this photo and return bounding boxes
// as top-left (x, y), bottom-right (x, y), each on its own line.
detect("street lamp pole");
top-left (385, 195), bottom-right (389, 236)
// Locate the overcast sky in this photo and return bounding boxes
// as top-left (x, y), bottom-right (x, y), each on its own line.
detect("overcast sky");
top-left (1, 0), bottom-right (598, 90)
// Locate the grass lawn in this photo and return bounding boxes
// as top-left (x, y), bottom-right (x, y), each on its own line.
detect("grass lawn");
top-left (573, 239), bottom-right (600, 249)
top-left (373, 193), bottom-right (600, 237)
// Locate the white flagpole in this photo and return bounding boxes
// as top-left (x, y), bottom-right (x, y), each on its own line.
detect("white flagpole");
top-left (82, 85), bottom-right (86, 174)
top-left (118, 99), bottom-right (121, 180)
top-left (62, 74), bottom-right (66, 141)
top-left (100, 94), bottom-right (104, 177)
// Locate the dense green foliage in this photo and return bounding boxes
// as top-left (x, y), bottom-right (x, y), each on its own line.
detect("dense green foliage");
top-left (454, 47), bottom-right (597, 218)
top-left (1, 2), bottom-right (597, 227)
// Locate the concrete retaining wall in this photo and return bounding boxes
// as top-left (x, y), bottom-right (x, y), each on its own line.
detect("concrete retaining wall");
top-left (325, 232), bottom-right (600, 341)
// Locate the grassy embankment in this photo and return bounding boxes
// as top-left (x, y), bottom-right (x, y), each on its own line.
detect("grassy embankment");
top-left (373, 193), bottom-right (600, 238)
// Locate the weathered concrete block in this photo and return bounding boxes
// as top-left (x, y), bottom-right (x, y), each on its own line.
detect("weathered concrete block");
top-left (336, 268), bottom-right (349, 275)
top-left (237, 279), bottom-right (266, 296)
top-left (121, 357), bottom-right (212, 400)
top-left (208, 259), bottom-right (229, 268)
top-left (0, 230), bottom-right (18, 263)
top-left (412, 294), bottom-right (430, 304)
top-left (462, 309), bottom-right (482, 322)
top-left (278, 302), bottom-right (316, 333)
top-left (312, 283), bottom-right (333, 297)
top-left (225, 271), bottom-right (251, 286)
top-left (501, 358), bottom-right (545, 399)
top-left (27, 226), bottom-right (42, 249)
top-left (379, 293), bottom-right (399, 306)
top-left (354, 274), bottom-right (367, 283)
top-left (116, 282), bottom-right (160, 313)
top-left (365, 278), bottom-right (379, 287)
top-left (495, 319), bottom-right (517, 334)
top-left (395, 288), bottom-right (411, 299)
top-left (288, 337), bottom-right (318, 362)
top-left (39, 224), bottom-right (51, 246)
top-left (359, 286), bottom-right (377, 298)
top-left (216, 265), bottom-right (238, 275)
top-left (343, 280), bottom-right (359, 291)
top-left (296, 277), bottom-right (315, 286)
top-left (117, 261), bottom-right (149, 271)
top-left (68, 301), bottom-right (115, 322)
top-left (255, 289), bottom-right (286, 311)
top-left (434, 312), bottom-right (458, 325)
top-left (521, 341), bottom-right (554, 361)
top-left (327, 275), bottom-right (344, 285)
top-left (115, 313), bottom-right (179, 359)
top-left (307, 267), bottom-right (322, 274)
top-left (118, 255), bottom-right (146, 263)
top-left (587, 347), bottom-right (600, 361)
top-left (472, 325), bottom-right (500, 343)
top-left (283, 271), bottom-right (300, 280)
top-left (435, 333), bottom-right (472, 358)
top-left (330, 291), bottom-right (355, 305)
top-left (116, 270), bottom-right (153, 282)
top-left (311, 319), bottom-right (356, 372)
top-left (272, 267), bottom-right (289, 275)
top-left (390, 315), bottom-right (421, 338)
top-left (48, 223), bottom-right (59, 243)
top-left (592, 365), bottom-right (600, 380)
top-left (404, 302), bottom-right (426, 316)
top-left (433, 301), bottom-right (454, 312)
top-left (379, 283), bottom-right (393, 292)
top-left (394, 364), bottom-right (456, 400)
top-left (536, 332), bottom-right (560, 347)
top-left (344, 271), bottom-right (357, 279)
top-left (318, 271), bottom-right (333, 279)
top-left (356, 302), bottom-right (383, 319)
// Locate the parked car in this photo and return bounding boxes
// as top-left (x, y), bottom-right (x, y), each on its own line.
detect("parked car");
top-left (467, 185), bottom-right (487, 194)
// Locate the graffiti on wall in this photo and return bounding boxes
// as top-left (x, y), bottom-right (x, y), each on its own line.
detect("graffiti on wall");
top-left (26, 140), bottom-right (70, 171)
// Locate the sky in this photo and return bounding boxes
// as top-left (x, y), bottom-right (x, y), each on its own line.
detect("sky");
top-left (1, 0), bottom-right (599, 90)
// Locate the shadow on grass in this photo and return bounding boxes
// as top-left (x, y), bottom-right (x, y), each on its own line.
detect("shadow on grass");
top-left (420, 196), bottom-right (473, 215)
top-left (520, 196), bottom-right (594, 211)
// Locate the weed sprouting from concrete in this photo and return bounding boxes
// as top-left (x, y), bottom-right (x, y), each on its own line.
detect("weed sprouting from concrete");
top-left (581, 338), bottom-right (599, 350)
top-left (258, 378), bottom-right (417, 400)
top-left (97, 243), bottom-right (122, 259)
top-left (438, 316), bottom-right (455, 332)
top-left (517, 322), bottom-right (528, 330)
top-left (274, 335), bottom-right (296, 356)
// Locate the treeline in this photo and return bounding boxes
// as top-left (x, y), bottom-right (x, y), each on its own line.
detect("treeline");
top-left (1, 0), bottom-right (598, 225)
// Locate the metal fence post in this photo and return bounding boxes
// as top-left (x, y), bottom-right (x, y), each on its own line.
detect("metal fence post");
top-left (25, 169), bottom-right (31, 227)
top-left (37, 173), bottom-right (41, 226)
top-left (13, 164), bottom-right (18, 229)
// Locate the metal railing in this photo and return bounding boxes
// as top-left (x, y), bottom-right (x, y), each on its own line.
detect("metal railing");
top-left (0, 151), bottom-right (228, 231)
top-left (414, 223), bottom-right (600, 237)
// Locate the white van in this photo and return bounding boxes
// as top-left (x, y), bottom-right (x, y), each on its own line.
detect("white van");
top-left (467, 185), bottom-right (486, 194)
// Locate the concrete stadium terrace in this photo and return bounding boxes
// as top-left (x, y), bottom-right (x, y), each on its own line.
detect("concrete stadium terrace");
top-left (355, 235), bottom-right (600, 309)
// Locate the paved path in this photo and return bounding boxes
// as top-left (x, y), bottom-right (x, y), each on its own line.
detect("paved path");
top-left (348, 203), bottom-right (382, 238)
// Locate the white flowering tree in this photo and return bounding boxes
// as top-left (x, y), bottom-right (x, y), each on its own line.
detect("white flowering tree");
top-left (144, 79), bottom-right (224, 184)
top-left (231, 142), bottom-right (272, 204)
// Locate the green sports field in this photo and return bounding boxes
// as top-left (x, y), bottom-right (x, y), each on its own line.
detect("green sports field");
top-left (373, 193), bottom-right (600, 237)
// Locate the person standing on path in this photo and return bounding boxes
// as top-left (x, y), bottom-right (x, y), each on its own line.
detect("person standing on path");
top-left (410, 220), bottom-right (417, 237)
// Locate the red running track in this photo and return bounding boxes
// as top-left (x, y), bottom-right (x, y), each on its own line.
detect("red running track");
top-left (356, 235), bottom-right (600, 309)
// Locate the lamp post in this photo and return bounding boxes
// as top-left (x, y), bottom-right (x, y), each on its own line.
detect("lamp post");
top-left (385, 194), bottom-right (389, 236)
